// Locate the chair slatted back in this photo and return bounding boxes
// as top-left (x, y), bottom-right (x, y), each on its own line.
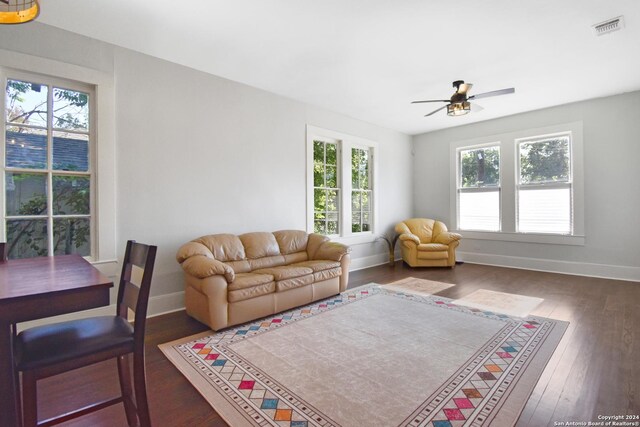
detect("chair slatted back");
top-left (116, 240), bottom-right (157, 346)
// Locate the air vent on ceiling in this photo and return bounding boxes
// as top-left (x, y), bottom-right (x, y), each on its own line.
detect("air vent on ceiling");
top-left (592, 16), bottom-right (624, 36)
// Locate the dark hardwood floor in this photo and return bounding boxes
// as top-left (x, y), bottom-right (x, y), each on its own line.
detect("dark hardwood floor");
top-left (32, 262), bottom-right (639, 426)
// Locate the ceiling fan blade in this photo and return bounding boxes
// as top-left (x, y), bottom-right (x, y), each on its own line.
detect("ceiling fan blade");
top-left (470, 103), bottom-right (484, 112)
top-left (411, 99), bottom-right (449, 104)
top-left (468, 88), bottom-right (515, 100)
top-left (458, 83), bottom-right (473, 95)
top-left (425, 105), bottom-right (448, 117)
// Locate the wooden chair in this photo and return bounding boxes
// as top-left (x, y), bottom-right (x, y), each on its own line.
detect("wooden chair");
top-left (14, 240), bottom-right (158, 427)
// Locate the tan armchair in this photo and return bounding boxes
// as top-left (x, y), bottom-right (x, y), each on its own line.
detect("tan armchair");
top-left (395, 218), bottom-right (461, 267)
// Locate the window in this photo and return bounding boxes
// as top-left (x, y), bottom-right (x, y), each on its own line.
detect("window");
top-left (2, 73), bottom-right (94, 259)
top-left (457, 145), bottom-right (500, 231)
top-left (517, 134), bottom-right (572, 234)
top-left (351, 147), bottom-right (372, 233)
top-left (449, 122), bottom-right (584, 245)
top-left (313, 139), bottom-right (340, 235)
top-left (307, 126), bottom-right (377, 241)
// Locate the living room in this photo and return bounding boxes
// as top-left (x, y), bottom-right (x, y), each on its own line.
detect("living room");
top-left (0, 1), bottom-right (638, 426)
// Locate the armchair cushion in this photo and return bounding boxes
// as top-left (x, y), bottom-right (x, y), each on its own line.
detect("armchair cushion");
top-left (417, 243), bottom-right (449, 252)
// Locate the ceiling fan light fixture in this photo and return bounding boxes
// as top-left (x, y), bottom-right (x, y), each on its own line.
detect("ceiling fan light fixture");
top-left (0, 0), bottom-right (39, 24)
top-left (447, 101), bottom-right (471, 117)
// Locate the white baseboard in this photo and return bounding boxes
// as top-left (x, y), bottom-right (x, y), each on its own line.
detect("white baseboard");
top-left (349, 251), bottom-right (400, 271)
top-left (457, 251), bottom-right (640, 282)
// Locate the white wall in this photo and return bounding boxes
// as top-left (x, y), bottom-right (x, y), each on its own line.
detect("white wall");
top-left (413, 91), bottom-right (640, 281)
top-left (0, 23), bottom-right (413, 315)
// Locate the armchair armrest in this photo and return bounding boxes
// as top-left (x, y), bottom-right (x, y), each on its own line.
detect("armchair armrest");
top-left (312, 241), bottom-right (352, 262)
top-left (177, 242), bottom-right (235, 282)
top-left (434, 232), bottom-right (462, 245)
top-left (398, 233), bottom-right (420, 245)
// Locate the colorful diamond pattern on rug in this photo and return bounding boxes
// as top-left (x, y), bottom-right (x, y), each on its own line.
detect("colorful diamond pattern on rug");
top-left (169, 286), bottom-right (563, 427)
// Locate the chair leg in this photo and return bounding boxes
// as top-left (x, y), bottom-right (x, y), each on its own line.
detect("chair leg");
top-left (21, 371), bottom-right (38, 427)
top-left (133, 351), bottom-right (151, 427)
top-left (15, 369), bottom-right (22, 427)
top-left (117, 355), bottom-right (138, 427)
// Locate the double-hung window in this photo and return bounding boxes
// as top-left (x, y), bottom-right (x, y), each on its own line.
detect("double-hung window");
top-left (2, 72), bottom-right (94, 259)
top-left (457, 145), bottom-right (500, 231)
top-left (307, 126), bottom-right (377, 241)
top-left (517, 134), bottom-right (572, 234)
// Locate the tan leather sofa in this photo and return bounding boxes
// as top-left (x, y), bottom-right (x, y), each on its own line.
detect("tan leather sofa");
top-left (176, 230), bottom-right (351, 330)
top-left (395, 218), bottom-right (461, 267)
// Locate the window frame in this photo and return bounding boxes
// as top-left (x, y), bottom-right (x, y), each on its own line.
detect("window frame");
top-left (0, 50), bottom-right (117, 262)
top-left (306, 125), bottom-right (378, 245)
top-left (449, 122), bottom-right (584, 246)
top-left (2, 70), bottom-right (96, 259)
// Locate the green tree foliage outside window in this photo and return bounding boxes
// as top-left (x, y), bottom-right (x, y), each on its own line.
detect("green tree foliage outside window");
top-left (4, 79), bottom-right (91, 259)
top-left (460, 146), bottom-right (500, 188)
top-left (351, 148), bottom-right (371, 233)
top-left (519, 137), bottom-right (570, 184)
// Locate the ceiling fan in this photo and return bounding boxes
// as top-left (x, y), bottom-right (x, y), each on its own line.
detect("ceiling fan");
top-left (412, 80), bottom-right (515, 117)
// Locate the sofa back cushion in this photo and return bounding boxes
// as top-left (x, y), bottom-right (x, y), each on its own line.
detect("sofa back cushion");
top-left (191, 231), bottom-right (314, 273)
top-left (273, 230), bottom-right (309, 254)
top-left (194, 234), bottom-right (245, 262)
top-left (240, 232), bottom-right (280, 258)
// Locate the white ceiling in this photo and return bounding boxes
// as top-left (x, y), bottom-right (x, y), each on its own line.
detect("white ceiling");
top-left (37, 0), bottom-right (640, 135)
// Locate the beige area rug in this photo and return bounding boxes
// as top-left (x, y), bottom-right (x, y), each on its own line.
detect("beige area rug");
top-left (379, 277), bottom-right (454, 297)
top-left (160, 285), bottom-right (567, 427)
top-left (453, 289), bottom-right (544, 318)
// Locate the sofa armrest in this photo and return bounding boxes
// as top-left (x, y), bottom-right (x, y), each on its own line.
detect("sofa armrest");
top-left (312, 241), bottom-right (352, 262)
top-left (176, 242), bottom-right (214, 263)
top-left (180, 256), bottom-right (235, 282)
top-left (434, 232), bottom-right (462, 245)
top-left (398, 232), bottom-right (420, 245)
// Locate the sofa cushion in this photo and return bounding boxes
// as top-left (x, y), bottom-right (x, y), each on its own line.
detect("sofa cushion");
top-left (228, 282), bottom-right (276, 303)
top-left (253, 266), bottom-right (313, 281)
top-left (193, 234), bottom-right (245, 262)
top-left (240, 232), bottom-right (280, 259)
top-left (248, 255), bottom-right (286, 271)
top-left (417, 243), bottom-right (449, 252)
top-left (276, 274), bottom-right (314, 292)
top-left (291, 260), bottom-right (340, 272)
top-left (284, 251), bottom-right (307, 265)
top-left (228, 273), bottom-right (274, 291)
top-left (273, 230), bottom-right (309, 254)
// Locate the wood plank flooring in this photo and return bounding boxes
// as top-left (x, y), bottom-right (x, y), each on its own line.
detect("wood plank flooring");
top-left (31, 262), bottom-right (639, 426)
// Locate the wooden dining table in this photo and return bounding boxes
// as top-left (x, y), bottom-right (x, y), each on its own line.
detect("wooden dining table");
top-left (0, 254), bottom-right (114, 427)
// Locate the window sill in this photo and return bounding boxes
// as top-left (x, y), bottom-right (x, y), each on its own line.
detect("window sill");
top-left (331, 233), bottom-right (378, 246)
top-left (455, 230), bottom-right (585, 246)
